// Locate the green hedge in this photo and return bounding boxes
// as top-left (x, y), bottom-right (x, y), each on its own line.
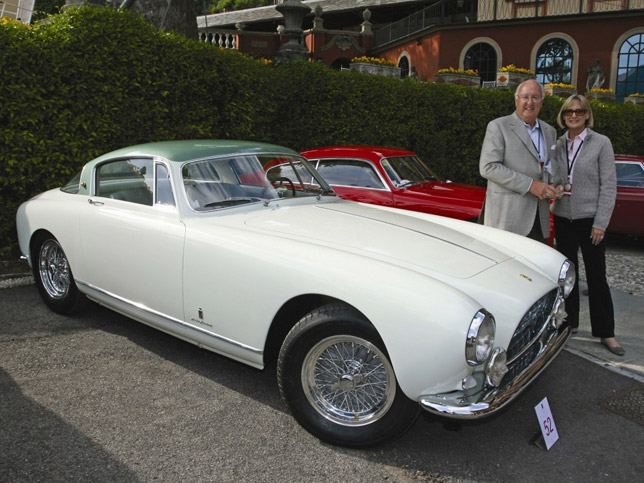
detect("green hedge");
top-left (2, 7), bottom-right (643, 258)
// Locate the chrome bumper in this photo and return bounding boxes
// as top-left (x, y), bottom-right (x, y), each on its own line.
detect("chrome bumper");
top-left (419, 324), bottom-right (571, 419)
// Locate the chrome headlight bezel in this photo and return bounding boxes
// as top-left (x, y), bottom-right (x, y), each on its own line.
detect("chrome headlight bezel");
top-left (466, 309), bottom-right (496, 366)
top-left (558, 260), bottom-right (575, 298)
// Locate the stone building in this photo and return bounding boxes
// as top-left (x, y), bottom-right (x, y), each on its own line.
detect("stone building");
top-left (197, 0), bottom-right (644, 101)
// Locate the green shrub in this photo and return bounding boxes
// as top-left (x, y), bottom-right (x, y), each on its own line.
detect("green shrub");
top-left (2, 7), bottom-right (643, 258)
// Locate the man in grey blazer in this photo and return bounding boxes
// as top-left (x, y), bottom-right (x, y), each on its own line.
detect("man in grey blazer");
top-left (479, 79), bottom-right (560, 242)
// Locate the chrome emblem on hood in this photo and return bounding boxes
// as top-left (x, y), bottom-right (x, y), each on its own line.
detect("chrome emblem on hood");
top-left (520, 274), bottom-right (533, 282)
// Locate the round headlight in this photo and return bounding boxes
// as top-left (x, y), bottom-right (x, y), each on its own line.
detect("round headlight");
top-left (558, 260), bottom-right (575, 298)
top-left (466, 310), bottom-right (496, 366)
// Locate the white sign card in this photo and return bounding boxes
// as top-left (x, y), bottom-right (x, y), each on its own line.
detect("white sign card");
top-left (534, 396), bottom-right (559, 450)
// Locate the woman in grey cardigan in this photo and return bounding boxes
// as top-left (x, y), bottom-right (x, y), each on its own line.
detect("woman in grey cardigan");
top-left (551, 95), bottom-right (624, 355)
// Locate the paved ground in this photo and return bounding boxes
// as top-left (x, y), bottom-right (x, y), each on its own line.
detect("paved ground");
top-left (1, 280), bottom-right (643, 482)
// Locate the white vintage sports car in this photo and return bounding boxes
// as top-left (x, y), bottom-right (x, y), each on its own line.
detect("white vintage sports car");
top-left (16, 140), bottom-right (574, 447)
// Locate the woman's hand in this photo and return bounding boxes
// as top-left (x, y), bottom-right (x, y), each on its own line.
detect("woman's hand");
top-left (591, 228), bottom-right (605, 245)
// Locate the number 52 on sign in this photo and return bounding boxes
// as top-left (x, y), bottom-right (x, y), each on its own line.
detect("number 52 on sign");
top-left (535, 396), bottom-right (559, 450)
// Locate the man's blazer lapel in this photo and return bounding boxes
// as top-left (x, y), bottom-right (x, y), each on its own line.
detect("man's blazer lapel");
top-left (509, 112), bottom-right (540, 163)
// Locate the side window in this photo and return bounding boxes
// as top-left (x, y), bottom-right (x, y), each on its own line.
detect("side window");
top-left (96, 158), bottom-right (153, 206)
top-left (156, 164), bottom-right (175, 205)
top-left (316, 159), bottom-right (385, 189)
top-left (615, 162), bottom-right (644, 187)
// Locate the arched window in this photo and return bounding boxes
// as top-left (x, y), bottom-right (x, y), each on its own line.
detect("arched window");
top-left (398, 56), bottom-right (410, 78)
top-left (617, 33), bottom-right (644, 101)
top-left (464, 42), bottom-right (497, 82)
top-left (535, 38), bottom-right (573, 85)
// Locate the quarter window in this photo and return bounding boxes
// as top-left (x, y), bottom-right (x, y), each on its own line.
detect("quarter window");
top-left (155, 164), bottom-right (175, 205)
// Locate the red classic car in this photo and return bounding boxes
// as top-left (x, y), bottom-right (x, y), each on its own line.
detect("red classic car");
top-left (609, 155), bottom-right (644, 237)
top-left (300, 146), bottom-right (485, 222)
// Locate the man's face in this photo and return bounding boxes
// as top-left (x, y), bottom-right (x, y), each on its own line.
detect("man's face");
top-left (515, 81), bottom-right (543, 126)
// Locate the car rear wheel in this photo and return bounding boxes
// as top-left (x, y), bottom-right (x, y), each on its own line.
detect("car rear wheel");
top-left (32, 232), bottom-right (84, 314)
top-left (277, 303), bottom-right (420, 447)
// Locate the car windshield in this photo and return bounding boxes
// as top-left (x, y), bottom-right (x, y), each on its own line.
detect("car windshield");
top-left (381, 156), bottom-right (440, 188)
top-left (182, 153), bottom-right (334, 211)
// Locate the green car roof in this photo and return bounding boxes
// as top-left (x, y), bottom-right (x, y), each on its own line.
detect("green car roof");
top-left (92, 140), bottom-right (299, 164)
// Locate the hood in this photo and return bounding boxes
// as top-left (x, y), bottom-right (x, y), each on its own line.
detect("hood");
top-left (244, 202), bottom-right (510, 279)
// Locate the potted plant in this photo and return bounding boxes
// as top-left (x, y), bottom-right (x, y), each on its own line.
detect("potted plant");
top-left (545, 82), bottom-right (576, 98)
top-left (496, 65), bottom-right (534, 89)
top-left (434, 67), bottom-right (480, 87)
top-left (350, 56), bottom-right (401, 78)
top-left (624, 93), bottom-right (644, 105)
top-left (586, 88), bottom-right (615, 102)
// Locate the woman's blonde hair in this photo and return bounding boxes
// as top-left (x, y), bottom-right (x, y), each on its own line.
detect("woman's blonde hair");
top-left (557, 94), bottom-right (594, 129)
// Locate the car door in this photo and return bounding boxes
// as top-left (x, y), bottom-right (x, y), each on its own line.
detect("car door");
top-left (79, 158), bottom-right (186, 321)
top-left (314, 158), bottom-right (394, 206)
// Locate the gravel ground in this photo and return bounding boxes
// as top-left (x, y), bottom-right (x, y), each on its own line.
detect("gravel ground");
top-left (579, 237), bottom-right (644, 297)
top-left (2, 236), bottom-right (642, 295)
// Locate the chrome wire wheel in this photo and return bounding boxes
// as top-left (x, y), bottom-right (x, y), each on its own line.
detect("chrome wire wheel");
top-left (38, 238), bottom-right (71, 300)
top-left (301, 335), bottom-right (396, 426)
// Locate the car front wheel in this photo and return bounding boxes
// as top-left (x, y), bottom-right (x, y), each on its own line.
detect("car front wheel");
top-left (32, 232), bottom-right (84, 314)
top-left (277, 303), bottom-right (420, 447)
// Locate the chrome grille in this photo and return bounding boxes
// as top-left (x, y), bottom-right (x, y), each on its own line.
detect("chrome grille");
top-left (506, 289), bottom-right (559, 361)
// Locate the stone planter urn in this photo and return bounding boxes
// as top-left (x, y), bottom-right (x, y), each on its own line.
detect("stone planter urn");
top-left (435, 72), bottom-right (480, 87)
top-left (545, 86), bottom-right (576, 99)
top-left (624, 95), bottom-right (644, 105)
top-left (496, 71), bottom-right (533, 90)
top-left (350, 62), bottom-right (401, 78)
top-left (586, 91), bottom-right (615, 102)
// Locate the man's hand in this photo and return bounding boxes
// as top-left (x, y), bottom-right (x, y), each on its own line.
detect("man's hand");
top-left (529, 180), bottom-right (559, 200)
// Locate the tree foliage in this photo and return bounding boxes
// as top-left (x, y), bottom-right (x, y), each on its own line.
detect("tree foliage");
top-left (208, 0), bottom-right (273, 14)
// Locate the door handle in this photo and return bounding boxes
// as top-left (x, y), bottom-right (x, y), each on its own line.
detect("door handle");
top-left (88, 198), bottom-right (104, 206)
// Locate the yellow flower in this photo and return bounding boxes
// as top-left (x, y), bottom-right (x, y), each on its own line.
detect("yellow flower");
top-left (588, 88), bottom-right (614, 93)
top-left (1, 17), bottom-right (33, 29)
top-left (499, 64), bottom-right (534, 75)
top-left (546, 83), bottom-right (575, 89)
top-left (628, 93), bottom-right (644, 98)
top-left (351, 56), bottom-right (397, 67)
top-left (437, 67), bottom-right (479, 76)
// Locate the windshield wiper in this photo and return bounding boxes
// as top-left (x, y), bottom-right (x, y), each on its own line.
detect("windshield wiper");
top-left (203, 197), bottom-right (262, 208)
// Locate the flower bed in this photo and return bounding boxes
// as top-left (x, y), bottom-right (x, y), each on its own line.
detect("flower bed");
top-left (624, 94), bottom-right (644, 105)
top-left (496, 65), bottom-right (534, 90)
top-left (586, 88), bottom-right (615, 102)
top-left (435, 68), bottom-right (480, 87)
top-left (545, 83), bottom-right (576, 98)
top-left (350, 56), bottom-right (401, 77)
